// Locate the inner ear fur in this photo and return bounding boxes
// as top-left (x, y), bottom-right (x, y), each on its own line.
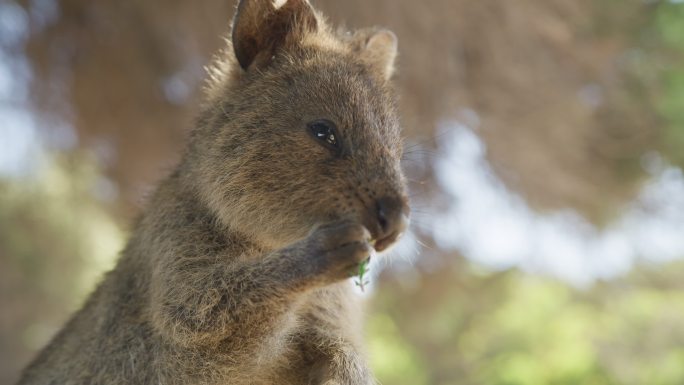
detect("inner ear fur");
top-left (232, 0), bottom-right (318, 70)
top-left (352, 28), bottom-right (398, 81)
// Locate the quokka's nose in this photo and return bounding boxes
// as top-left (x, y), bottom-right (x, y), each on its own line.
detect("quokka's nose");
top-left (373, 196), bottom-right (410, 252)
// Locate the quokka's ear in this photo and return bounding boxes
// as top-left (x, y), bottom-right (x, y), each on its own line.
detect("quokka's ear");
top-left (232, 0), bottom-right (318, 70)
top-left (360, 29), bottom-right (398, 81)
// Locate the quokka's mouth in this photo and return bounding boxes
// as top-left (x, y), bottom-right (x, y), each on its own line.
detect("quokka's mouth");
top-left (372, 229), bottom-right (405, 252)
top-left (373, 219), bottom-right (408, 252)
top-left (366, 208), bottom-right (409, 252)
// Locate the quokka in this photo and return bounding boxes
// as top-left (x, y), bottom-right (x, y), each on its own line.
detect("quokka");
top-left (19, 0), bottom-right (409, 384)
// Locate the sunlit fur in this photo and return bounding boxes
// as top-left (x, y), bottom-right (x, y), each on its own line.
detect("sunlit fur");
top-left (18, 1), bottom-right (407, 384)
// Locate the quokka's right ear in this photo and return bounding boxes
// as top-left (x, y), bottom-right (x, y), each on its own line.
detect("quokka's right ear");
top-left (361, 29), bottom-right (398, 81)
top-left (231, 0), bottom-right (318, 70)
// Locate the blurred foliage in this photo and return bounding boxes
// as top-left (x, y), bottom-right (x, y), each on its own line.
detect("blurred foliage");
top-left (654, 2), bottom-right (684, 168)
top-left (0, 153), bottom-right (123, 383)
top-left (633, 1), bottom-right (684, 167)
top-left (369, 260), bottom-right (684, 385)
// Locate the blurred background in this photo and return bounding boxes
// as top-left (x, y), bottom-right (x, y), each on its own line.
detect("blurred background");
top-left (2, 0), bottom-right (684, 384)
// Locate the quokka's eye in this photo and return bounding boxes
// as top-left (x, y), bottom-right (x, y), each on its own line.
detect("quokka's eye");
top-left (307, 119), bottom-right (340, 152)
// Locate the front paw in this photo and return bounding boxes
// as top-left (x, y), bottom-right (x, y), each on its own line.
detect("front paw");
top-left (302, 221), bottom-right (373, 283)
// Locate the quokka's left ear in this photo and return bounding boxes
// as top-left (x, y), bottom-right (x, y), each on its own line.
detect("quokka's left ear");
top-left (231, 0), bottom-right (318, 70)
top-left (360, 29), bottom-right (398, 81)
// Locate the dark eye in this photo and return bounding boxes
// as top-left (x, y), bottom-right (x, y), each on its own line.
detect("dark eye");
top-left (307, 119), bottom-right (340, 152)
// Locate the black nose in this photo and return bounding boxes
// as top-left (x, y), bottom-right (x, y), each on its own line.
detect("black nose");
top-left (373, 196), bottom-right (409, 251)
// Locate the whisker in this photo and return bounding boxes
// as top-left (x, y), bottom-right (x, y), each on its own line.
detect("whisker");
top-left (414, 237), bottom-right (435, 252)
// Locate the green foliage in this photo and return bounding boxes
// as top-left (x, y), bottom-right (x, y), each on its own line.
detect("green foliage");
top-left (0, 153), bottom-right (123, 352)
top-left (355, 257), bottom-right (371, 292)
top-left (368, 262), bottom-right (684, 385)
top-left (652, 2), bottom-right (684, 167)
top-left (368, 313), bottom-right (430, 385)
top-left (655, 2), bottom-right (684, 49)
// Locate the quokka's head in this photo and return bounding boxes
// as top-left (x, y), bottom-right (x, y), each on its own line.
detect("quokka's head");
top-left (190, 0), bottom-right (409, 251)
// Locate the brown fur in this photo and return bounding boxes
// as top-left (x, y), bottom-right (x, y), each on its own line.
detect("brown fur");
top-left (18, 1), bottom-right (408, 384)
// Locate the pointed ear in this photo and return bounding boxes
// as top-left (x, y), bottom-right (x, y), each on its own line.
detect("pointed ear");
top-left (360, 29), bottom-right (398, 81)
top-left (231, 0), bottom-right (318, 70)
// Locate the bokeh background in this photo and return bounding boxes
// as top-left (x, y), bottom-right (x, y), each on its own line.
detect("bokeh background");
top-left (2, 0), bottom-right (684, 384)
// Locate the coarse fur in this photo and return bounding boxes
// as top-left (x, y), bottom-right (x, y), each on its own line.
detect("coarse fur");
top-left (18, 0), bottom-right (409, 384)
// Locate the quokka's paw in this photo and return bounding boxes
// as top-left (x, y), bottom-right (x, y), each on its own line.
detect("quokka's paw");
top-left (302, 220), bottom-right (373, 283)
